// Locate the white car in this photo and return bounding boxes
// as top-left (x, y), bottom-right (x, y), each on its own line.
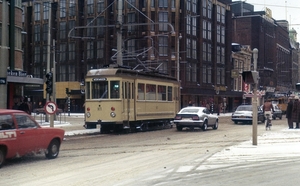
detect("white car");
top-left (173, 106), bottom-right (219, 131)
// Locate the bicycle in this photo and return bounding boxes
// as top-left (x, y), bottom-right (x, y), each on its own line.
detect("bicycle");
top-left (265, 113), bottom-right (272, 130)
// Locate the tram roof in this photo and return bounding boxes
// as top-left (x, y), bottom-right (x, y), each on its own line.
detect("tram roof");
top-left (86, 67), bottom-right (178, 81)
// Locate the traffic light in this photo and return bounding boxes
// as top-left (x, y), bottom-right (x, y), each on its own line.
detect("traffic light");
top-left (45, 72), bottom-right (53, 94)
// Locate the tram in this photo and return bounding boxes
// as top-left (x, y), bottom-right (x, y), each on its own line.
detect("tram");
top-left (84, 65), bottom-right (180, 133)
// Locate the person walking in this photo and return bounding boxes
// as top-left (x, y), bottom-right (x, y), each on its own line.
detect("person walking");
top-left (291, 96), bottom-right (300, 129)
top-left (286, 97), bottom-right (294, 129)
top-left (263, 99), bottom-right (274, 126)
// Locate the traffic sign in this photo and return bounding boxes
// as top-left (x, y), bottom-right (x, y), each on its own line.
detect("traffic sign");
top-left (44, 101), bottom-right (58, 115)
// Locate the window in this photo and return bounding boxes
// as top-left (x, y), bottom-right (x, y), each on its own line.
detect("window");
top-left (138, 83), bottom-right (145, 100)
top-left (59, 65), bottom-right (66, 81)
top-left (60, 44), bottom-right (66, 62)
top-left (203, 20), bottom-right (207, 39)
top-left (97, 40), bottom-right (104, 59)
top-left (186, 39), bottom-right (191, 58)
top-left (128, 0), bottom-right (135, 9)
top-left (158, 12), bottom-right (168, 31)
top-left (15, 115), bottom-right (37, 129)
top-left (87, 41), bottom-right (94, 59)
top-left (69, 0), bottom-right (76, 17)
top-left (192, 40), bottom-right (197, 59)
top-left (0, 115), bottom-right (15, 130)
top-left (146, 84), bottom-right (156, 100)
top-left (97, 17), bottom-right (104, 36)
top-left (186, 63), bottom-right (191, 82)
top-left (87, 0), bottom-right (94, 14)
top-left (127, 13), bottom-right (136, 31)
top-left (192, 63), bottom-right (197, 82)
top-left (203, 42), bottom-right (207, 61)
top-left (87, 18), bottom-right (94, 37)
top-left (34, 47), bottom-right (40, 63)
top-left (208, 44), bottom-right (212, 61)
top-left (158, 36), bottom-right (168, 56)
top-left (202, 0), bottom-right (206, 17)
top-left (110, 81), bottom-right (120, 99)
top-left (207, 66), bottom-right (212, 83)
top-left (69, 20), bottom-right (75, 37)
top-left (43, 24), bottom-right (48, 42)
top-left (202, 65), bottom-right (207, 83)
top-left (97, 1), bottom-right (104, 13)
top-left (158, 85), bottom-right (166, 101)
top-left (34, 25), bottom-right (40, 42)
top-left (60, 0), bottom-right (66, 18)
top-left (159, 0), bottom-right (168, 8)
top-left (167, 86), bottom-right (173, 101)
top-left (34, 3), bottom-right (41, 21)
top-left (43, 2), bottom-right (49, 20)
top-left (60, 22), bottom-right (66, 39)
top-left (127, 39), bottom-right (135, 53)
top-left (69, 65), bottom-right (75, 81)
top-left (92, 81), bottom-right (108, 99)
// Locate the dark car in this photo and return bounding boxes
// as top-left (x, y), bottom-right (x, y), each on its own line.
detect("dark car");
top-left (232, 105), bottom-right (265, 124)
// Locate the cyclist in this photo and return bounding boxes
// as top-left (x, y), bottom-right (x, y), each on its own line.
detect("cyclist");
top-left (263, 99), bottom-right (274, 128)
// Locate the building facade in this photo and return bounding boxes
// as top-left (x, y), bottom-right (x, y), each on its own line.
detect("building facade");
top-left (21, 0), bottom-right (243, 112)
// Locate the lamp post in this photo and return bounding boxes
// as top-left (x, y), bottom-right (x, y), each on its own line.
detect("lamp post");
top-left (177, 33), bottom-right (182, 81)
top-left (252, 48), bottom-right (258, 145)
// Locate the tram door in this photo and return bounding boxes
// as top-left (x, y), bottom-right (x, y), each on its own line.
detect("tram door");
top-left (122, 81), bottom-right (132, 128)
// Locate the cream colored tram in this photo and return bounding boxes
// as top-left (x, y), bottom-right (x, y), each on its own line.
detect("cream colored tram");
top-left (84, 67), bottom-right (180, 133)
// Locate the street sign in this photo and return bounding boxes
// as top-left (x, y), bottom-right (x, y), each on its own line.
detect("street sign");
top-left (44, 101), bottom-right (58, 115)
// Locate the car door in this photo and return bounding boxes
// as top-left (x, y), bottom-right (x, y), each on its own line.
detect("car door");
top-left (0, 114), bottom-right (18, 158)
top-left (14, 114), bottom-right (42, 155)
top-left (204, 109), bottom-right (213, 125)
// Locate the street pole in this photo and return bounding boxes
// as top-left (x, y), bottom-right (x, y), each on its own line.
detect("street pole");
top-left (252, 48), bottom-right (258, 145)
top-left (177, 34), bottom-right (182, 81)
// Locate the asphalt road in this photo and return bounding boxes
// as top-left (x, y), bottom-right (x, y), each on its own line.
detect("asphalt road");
top-left (1, 117), bottom-right (300, 186)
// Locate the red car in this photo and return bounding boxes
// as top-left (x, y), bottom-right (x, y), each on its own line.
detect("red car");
top-left (0, 109), bottom-right (65, 168)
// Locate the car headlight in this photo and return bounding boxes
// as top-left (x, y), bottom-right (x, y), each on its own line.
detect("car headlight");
top-left (86, 112), bottom-right (91, 118)
top-left (110, 112), bottom-right (116, 118)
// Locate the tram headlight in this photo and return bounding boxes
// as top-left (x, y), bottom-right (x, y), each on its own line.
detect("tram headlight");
top-left (110, 112), bottom-right (116, 118)
top-left (86, 112), bottom-right (91, 118)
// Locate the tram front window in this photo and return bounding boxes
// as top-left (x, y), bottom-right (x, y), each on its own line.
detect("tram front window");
top-left (110, 81), bottom-right (120, 99)
top-left (92, 81), bottom-right (108, 99)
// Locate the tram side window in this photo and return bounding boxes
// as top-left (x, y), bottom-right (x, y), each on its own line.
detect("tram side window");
top-left (110, 81), bottom-right (120, 99)
top-left (168, 86), bottom-right (173, 101)
top-left (138, 83), bottom-right (145, 100)
top-left (92, 81), bottom-right (108, 99)
top-left (146, 84), bottom-right (156, 100)
top-left (158, 85), bottom-right (166, 101)
top-left (86, 82), bottom-right (91, 99)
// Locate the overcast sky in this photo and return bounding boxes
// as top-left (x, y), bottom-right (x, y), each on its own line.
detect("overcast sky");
top-left (232, 0), bottom-right (300, 42)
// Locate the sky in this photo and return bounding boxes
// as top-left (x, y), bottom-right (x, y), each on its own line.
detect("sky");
top-left (232, 0), bottom-right (300, 42)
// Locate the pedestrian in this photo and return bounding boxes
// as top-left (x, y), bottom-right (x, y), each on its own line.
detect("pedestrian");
top-left (188, 100), bottom-right (193, 106)
top-left (291, 96), bottom-right (300, 129)
top-left (286, 97), bottom-right (294, 129)
top-left (18, 97), bottom-right (30, 114)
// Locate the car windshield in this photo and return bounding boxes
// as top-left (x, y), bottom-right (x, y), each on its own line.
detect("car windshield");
top-left (236, 106), bottom-right (252, 111)
top-left (181, 108), bottom-right (200, 113)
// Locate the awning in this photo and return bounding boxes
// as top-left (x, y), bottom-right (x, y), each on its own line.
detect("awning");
top-left (7, 76), bottom-right (44, 84)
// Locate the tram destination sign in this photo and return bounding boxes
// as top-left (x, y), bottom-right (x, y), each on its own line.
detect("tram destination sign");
top-left (93, 78), bottom-right (107, 81)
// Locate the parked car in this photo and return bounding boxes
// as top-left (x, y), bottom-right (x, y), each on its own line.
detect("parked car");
top-left (174, 106), bottom-right (218, 131)
top-left (232, 105), bottom-right (265, 124)
top-left (260, 104), bottom-right (282, 120)
top-left (0, 109), bottom-right (65, 168)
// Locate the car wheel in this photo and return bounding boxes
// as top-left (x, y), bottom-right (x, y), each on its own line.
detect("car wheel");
top-left (0, 148), bottom-right (5, 168)
top-left (176, 125), bottom-right (183, 131)
top-left (272, 116), bottom-right (276, 120)
top-left (45, 139), bottom-right (60, 159)
top-left (202, 121), bottom-right (208, 131)
top-left (213, 120), bottom-right (218, 130)
top-left (234, 121), bottom-right (238, 124)
top-left (279, 116), bottom-right (282, 120)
